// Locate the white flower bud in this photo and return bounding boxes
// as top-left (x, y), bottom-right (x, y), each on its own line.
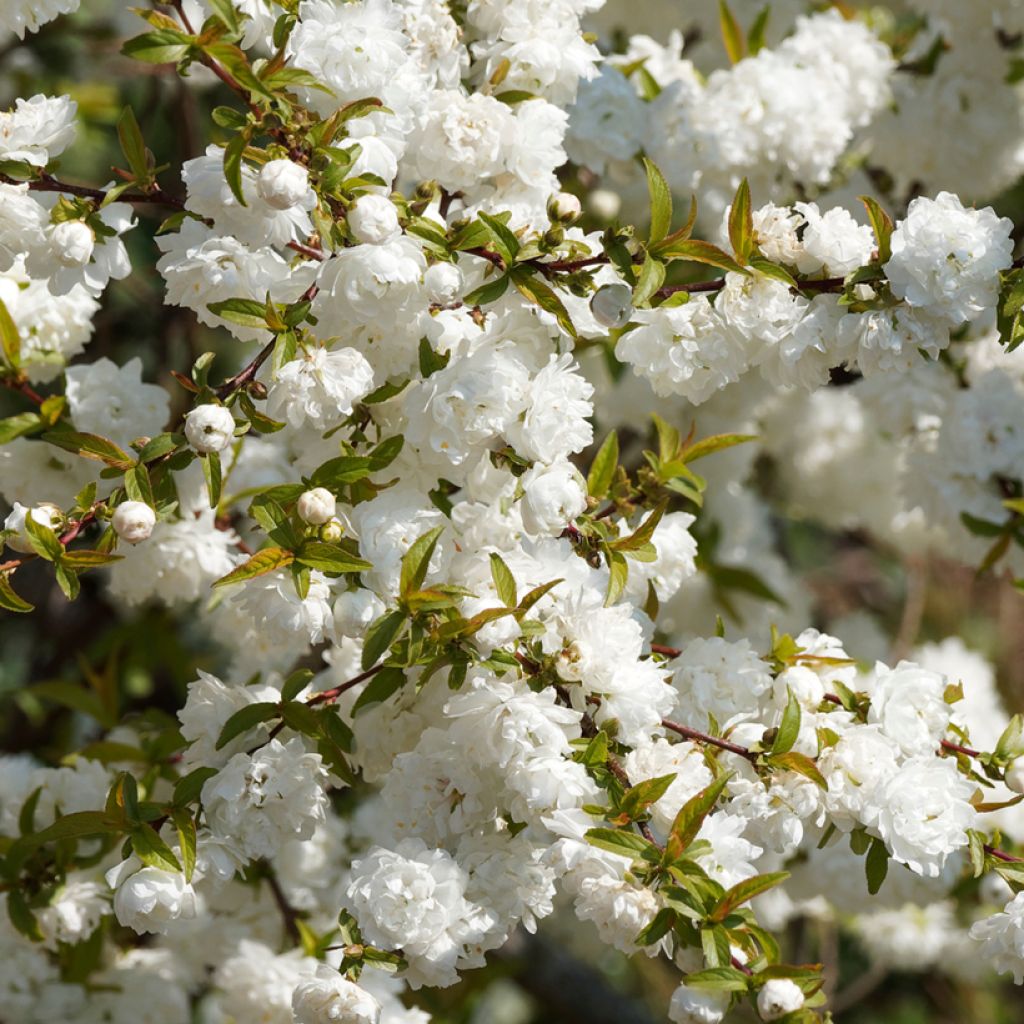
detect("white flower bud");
top-left (347, 194), bottom-right (401, 245)
top-left (51, 220), bottom-right (95, 267)
top-left (588, 188), bottom-right (621, 221)
top-left (590, 283), bottom-right (633, 329)
top-left (548, 191), bottom-right (582, 223)
top-left (333, 589), bottom-right (385, 638)
top-left (3, 501), bottom-right (56, 553)
top-left (520, 461), bottom-right (587, 536)
top-left (424, 261), bottom-right (463, 303)
top-left (298, 487), bottom-right (337, 526)
top-left (1007, 759), bottom-right (1024, 795)
top-left (256, 158), bottom-right (310, 211)
top-left (292, 964), bottom-right (381, 1024)
top-left (106, 860), bottom-right (198, 936)
top-left (756, 979), bottom-right (804, 1021)
top-left (112, 501), bottom-right (156, 544)
top-left (184, 404), bottom-right (236, 454)
top-left (668, 983), bottom-right (730, 1024)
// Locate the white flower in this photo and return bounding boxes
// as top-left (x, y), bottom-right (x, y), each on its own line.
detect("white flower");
top-left (757, 978), bottom-right (804, 1021)
top-left (256, 158), bottom-right (311, 211)
top-left (50, 219), bottom-right (93, 267)
top-left (671, 637), bottom-right (774, 730)
top-left (333, 589), bottom-right (385, 639)
top-left (266, 345), bottom-right (375, 430)
top-left (519, 460), bottom-right (587, 536)
top-left (292, 964), bottom-right (382, 1024)
top-left (424, 261), bottom-right (463, 303)
top-left (669, 983), bottom-right (730, 1024)
top-left (298, 488), bottom-right (337, 526)
top-left (37, 875), bottom-right (107, 949)
top-left (201, 738), bottom-right (330, 861)
top-left (348, 194), bottom-right (401, 245)
top-left (616, 298), bottom-right (749, 404)
top-left (112, 501), bottom-right (156, 544)
top-left (65, 356), bottom-right (169, 450)
top-left (970, 891), bottom-right (1024, 984)
top-left (184, 404), bottom-right (236, 454)
top-left (874, 756), bottom-right (976, 877)
top-left (867, 660), bottom-right (951, 757)
top-left (106, 860), bottom-right (197, 936)
top-left (0, 0), bottom-right (79, 38)
top-left (3, 502), bottom-right (56, 553)
top-left (1007, 760), bottom-right (1024, 795)
top-left (884, 192), bottom-right (1013, 325)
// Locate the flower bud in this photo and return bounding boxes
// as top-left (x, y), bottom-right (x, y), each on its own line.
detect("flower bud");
top-left (668, 983), bottom-right (730, 1024)
top-left (292, 963), bottom-right (381, 1024)
top-left (298, 487), bottom-right (336, 526)
top-left (3, 502), bottom-right (56, 553)
top-left (1007, 759), bottom-right (1024, 794)
top-left (112, 501), bottom-right (156, 544)
top-left (320, 518), bottom-right (344, 544)
top-left (588, 188), bottom-right (621, 221)
top-left (548, 191), bottom-right (582, 223)
top-left (424, 261), bottom-right (463, 304)
top-left (184, 404), bottom-right (236, 454)
top-left (256, 158), bottom-right (310, 211)
top-left (756, 979), bottom-right (804, 1021)
top-left (347, 194), bottom-right (400, 245)
top-left (590, 283), bottom-right (633, 329)
top-left (51, 220), bottom-right (95, 268)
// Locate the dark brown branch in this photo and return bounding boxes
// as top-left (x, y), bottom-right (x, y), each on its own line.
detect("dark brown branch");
top-left (661, 718), bottom-right (759, 762)
top-left (214, 338), bottom-right (276, 400)
top-left (1, 172), bottom-right (188, 211)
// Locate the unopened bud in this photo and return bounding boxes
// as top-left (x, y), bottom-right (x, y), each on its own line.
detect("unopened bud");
top-left (247, 380), bottom-right (268, 400)
top-left (1007, 759), bottom-right (1024, 794)
top-left (590, 283), bottom-right (633, 329)
top-left (319, 518), bottom-right (344, 543)
top-left (298, 487), bottom-right (337, 526)
top-left (112, 501), bottom-right (156, 544)
top-left (3, 502), bottom-right (57, 553)
top-left (256, 158), bottom-right (310, 211)
top-left (548, 191), bottom-right (582, 223)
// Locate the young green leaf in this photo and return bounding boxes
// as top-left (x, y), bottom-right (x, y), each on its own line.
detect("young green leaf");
top-left (361, 609), bottom-right (407, 671)
top-left (727, 178), bottom-right (753, 264)
top-left (0, 295), bottom-right (21, 368)
top-left (587, 430), bottom-right (619, 500)
top-left (643, 158), bottom-right (673, 244)
top-left (718, 0), bottom-right (746, 64)
top-left (399, 525), bottom-right (445, 598)
top-left (772, 687), bottom-right (801, 754)
top-left (214, 701), bottom-right (280, 750)
top-left (213, 547), bottom-right (295, 587)
top-left (489, 552), bottom-right (517, 607)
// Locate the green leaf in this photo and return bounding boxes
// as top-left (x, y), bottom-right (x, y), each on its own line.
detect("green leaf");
top-left (361, 609), bottom-right (407, 671)
top-left (865, 836), bottom-right (889, 895)
top-left (0, 411), bottom-right (42, 444)
top-left (772, 687), bottom-right (801, 755)
top-left (727, 178), bottom-right (753, 264)
top-left (213, 547), bottom-right (295, 587)
top-left (585, 827), bottom-right (656, 859)
top-left (996, 714), bottom-right (1024, 761)
top-left (131, 822), bottom-right (182, 873)
top-left (121, 28), bottom-right (192, 64)
top-left (202, 451), bottom-right (222, 509)
top-left (0, 573), bottom-right (33, 614)
top-left (281, 669), bottom-right (315, 703)
top-left (769, 751), bottom-right (827, 790)
top-left (222, 133), bottom-right (248, 207)
top-left (117, 106), bottom-right (149, 183)
top-left (643, 158), bottom-right (673, 244)
top-left (656, 239), bottom-right (748, 276)
top-left (60, 550), bottom-right (123, 570)
top-left (685, 965), bottom-right (750, 991)
top-left (171, 808), bottom-right (197, 882)
top-left (613, 499), bottom-right (667, 552)
top-left (0, 295), bottom-right (21, 368)
top-left (463, 273), bottom-right (510, 307)
top-left (489, 553), bottom-right (517, 607)
top-left (124, 465), bottom-right (155, 506)
top-left (208, 0), bottom-right (242, 33)
top-left (215, 701), bottom-right (280, 750)
top-left (666, 773), bottom-right (732, 861)
top-left (280, 700), bottom-right (323, 737)
top-left (587, 430), bottom-right (619, 500)
top-left (418, 335), bottom-right (450, 378)
top-left (748, 4), bottom-right (771, 54)
top-left (711, 871), bottom-right (790, 921)
top-left (681, 432), bottom-right (757, 463)
top-left (352, 665), bottom-right (407, 713)
top-left (42, 428), bottom-right (134, 469)
top-left (632, 254), bottom-right (666, 307)
top-left (294, 541), bottom-right (372, 574)
top-left (479, 212), bottom-right (521, 265)
top-left (7, 890), bottom-right (43, 942)
top-left (23, 514), bottom-right (63, 563)
top-left (172, 767), bottom-right (218, 806)
top-left (859, 195), bottom-right (894, 264)
top-left (137, 432), bottom-right (182, 463)
top-left (620, 773), bottom-right (677, 820)
top-left (605, 549), bottom-right (628, 607)
top-left (14, 810), bottom-right (122, 851)
top-left (399, 525), bottom-right (445, 598)
top-left (511, 270), bottom-right (577, 338)
top-left (718, 0), bottom-right (746, 64)
top-left (207, 298), bottom-right (269, 329)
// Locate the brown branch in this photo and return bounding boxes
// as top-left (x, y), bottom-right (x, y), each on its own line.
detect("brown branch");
top-left (263, 866), bottom-right (302, 945)
top-left (1, 171), bottom-right (188, 212)
top-left (661, 718), bottom-right (759, 763)
top-left (1, 376), bottom-right (44, 405)
top-left (650, 643), bottom-right (682, 658)
top-left (214, 338), bottom-right (276, 400)
top-left (287, 240), bottom-right (326, 262)
top-left (307, 663), bottom-right (384, 706)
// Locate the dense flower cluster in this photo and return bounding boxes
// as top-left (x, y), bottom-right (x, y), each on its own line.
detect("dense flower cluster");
top-left (3, 2), bottom-right (1024, 1023)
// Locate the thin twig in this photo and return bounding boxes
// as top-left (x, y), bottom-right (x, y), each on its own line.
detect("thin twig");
top-left (661, 718), bottom-right (759, 763)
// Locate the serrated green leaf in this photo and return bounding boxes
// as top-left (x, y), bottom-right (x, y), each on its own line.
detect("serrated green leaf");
top-left (399, 525), bottom-right (445, 598)
top-left (0, 296), bottom-right (21, 368)
top-left (222, 133), bottom-right (248, 207)
top-left (711, 871), bottom-right (790, 921)
top-left (361, 610), bottom-right (407, 671)
top-left (643, 158), bottom-right (673, 244)
top-left (587, 430), bottom-right (619, 500)
top-left (131, 822), bottom-right (182, 873)
top-left (728, 178), bottom-right (753, 264)
top-left (489, 553), bottom-right (517, 607)
top-left (718, 0), bottom-right (746, 64)
top-left (0, 573), bottom-right (33, 613)
top-left (772, 687), bottom-right (801, 754)
top-left (666, 773), bottom-right (732, 861)
top-left (294, 542), bottom-right (372, 574)
top-left (865, 836), bottom-right (889, 895)
top-left (215, 701), bottom-right (280, 750)
top-left (859, 195), bottom-right (894, 264)
top-left (352, 665), bottom-right (407, 713)
top-left (213, 547), bottom-right (295, 587)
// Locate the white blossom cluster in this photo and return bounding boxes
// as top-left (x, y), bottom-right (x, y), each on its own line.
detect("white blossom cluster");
top-left (4, 2), bottom-right (1024, 1023)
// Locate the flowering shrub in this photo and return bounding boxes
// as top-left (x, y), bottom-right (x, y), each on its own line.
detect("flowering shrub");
top-left (4, 2), bottom-right (1024, 1022)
